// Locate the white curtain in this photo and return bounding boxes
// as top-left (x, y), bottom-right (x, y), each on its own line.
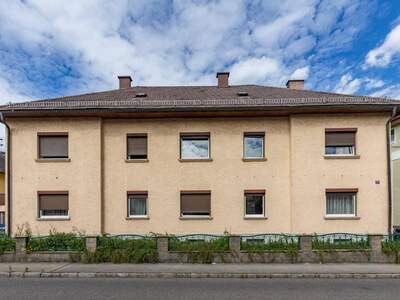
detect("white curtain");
top-left (129, 197), bottom-right (147, 215)
top-left (327, 193), bottom-right (354, 215)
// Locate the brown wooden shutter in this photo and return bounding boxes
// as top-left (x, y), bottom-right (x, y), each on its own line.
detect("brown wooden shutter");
top-left (127, 135), bottom-right (147, 156)
top-left (181, 192), bottom-right (211, 215)
top-left (0, 194), bottom-right (5, 206)
top-left (39, 136), bottom-right (68, 158)
top-left (39, 194), bottom-right (68, 210)
top-left (325, 132), bottom-right (355, 146)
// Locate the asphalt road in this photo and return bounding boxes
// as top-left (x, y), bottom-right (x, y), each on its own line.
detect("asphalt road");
top-left (0, 278), bottom-right (398, 300)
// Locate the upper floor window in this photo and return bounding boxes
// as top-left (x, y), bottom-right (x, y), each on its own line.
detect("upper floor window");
top-left (38, 133), bottom-right (68, 159)
top-left (325, 129), bottom-right (356, 156)
top-left (244, 132), bottom-right (265, 159)
top-left (391, 128), bottom-right (396, 144)
top-left (127, 134), bottom-right (148, 160)
top-left (38, 192), bottom-right (69, 219)
top-left (180, 133), bottom-right (210, 160)
top-left (325, 189), bottom-right (357, 217)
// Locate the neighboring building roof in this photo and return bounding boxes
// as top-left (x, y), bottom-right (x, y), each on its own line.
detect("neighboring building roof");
top-left (0, 84), bottom-right (399, 114)
top-left (0, 152), bottom-right (5, 173)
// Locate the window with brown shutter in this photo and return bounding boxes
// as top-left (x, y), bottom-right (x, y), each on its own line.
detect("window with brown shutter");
top-left (38, 133), bottom-right (68, 159)
top-left (325, 129), bottom-right (356, 156)
top-left (38, 192), bottom-right (69, 219)
top-left (127, 134), bottom-right (148, 160)
top-left (180, 191), bottom-right (211, 217)
top-left (0, 193), bottom-right (5, 206)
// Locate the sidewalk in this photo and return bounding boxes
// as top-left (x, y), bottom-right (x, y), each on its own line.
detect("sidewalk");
top-left (1, 263), bottom-right (400, 278)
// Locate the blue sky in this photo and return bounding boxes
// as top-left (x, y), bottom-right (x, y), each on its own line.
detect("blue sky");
top-left (0, 0), bottom-right (400, 103)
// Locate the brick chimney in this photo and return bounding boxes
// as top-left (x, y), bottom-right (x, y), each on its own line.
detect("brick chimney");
top-left (118, 76), bottom-right (132, 89)
top-left (216, 72), bottom-right (229, 88)
top-left (286, 79), bottom-right (304, 90)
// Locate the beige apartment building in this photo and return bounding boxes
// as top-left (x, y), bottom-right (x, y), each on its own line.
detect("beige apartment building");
top-left (0, 73), bottom-right (399, 236)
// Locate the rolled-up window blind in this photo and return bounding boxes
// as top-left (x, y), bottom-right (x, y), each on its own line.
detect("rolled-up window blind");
top-left (39, 194), bottom-right (68, 210)
top-left (325, 132), bottom-right (355, 146)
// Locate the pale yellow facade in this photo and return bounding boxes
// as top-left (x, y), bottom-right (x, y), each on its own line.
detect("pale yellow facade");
top-left (7, 112), bottom-right (391, 236)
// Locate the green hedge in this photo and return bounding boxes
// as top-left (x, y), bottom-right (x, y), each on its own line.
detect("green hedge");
top-left (27, 232), bottom-right (85, 251)
top-left (241, 239), bottom-right (299, 251)
top-left (83, 235), bottom-right (158, 263)
top-left (168, 236), bottom-right (229, 252)
top-left (0, 235), bottom-right (15, 254)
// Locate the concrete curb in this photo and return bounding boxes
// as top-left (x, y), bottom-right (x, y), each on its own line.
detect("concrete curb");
top-left (2, 272), bottom-right (400, 279)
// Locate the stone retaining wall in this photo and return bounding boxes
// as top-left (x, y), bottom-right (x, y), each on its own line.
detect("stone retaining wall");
top-left (2, 235), bottom-right (397, 264)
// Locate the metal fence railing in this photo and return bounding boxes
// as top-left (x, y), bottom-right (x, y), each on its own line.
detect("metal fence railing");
top-left (312, 233), bottom-right (370, 250)
top-left (240, 234), bottom-right (299, 251)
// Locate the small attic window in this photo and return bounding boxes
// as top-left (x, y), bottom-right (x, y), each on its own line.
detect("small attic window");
top-left (237, 91), bottom-right (249, 97)
top-left (135, 92), bottom-right (147, 98)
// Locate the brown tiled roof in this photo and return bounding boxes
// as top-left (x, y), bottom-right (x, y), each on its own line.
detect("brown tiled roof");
top-left (1, 85), bottom-right (399, 113)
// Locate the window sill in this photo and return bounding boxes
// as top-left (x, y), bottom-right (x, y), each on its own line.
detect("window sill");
top-left (36, 217), bottom-right (70, 221)
top-left (35, 158), bottom-right (71, 163)
top-left (242, 158), bottom-right (267, 162)
top-left (178, 158), bottom-right (213, 162)
top-left (324, 216), bottom-right (360, 220)
top-left (244, 216), bottom-right (268, 220)
top-left (126, 216), bottom-right (149, 220)
top-left (125, 159), bottom-right (149, 163)
top-left (179, 216), bottom-right (213, 220)
top-left (324, 155), bottom-right (360, 160)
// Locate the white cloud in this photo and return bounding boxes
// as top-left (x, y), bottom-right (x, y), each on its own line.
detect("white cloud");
top-left (335, 73), bottom-right (362, 94)
top-left (365, 24), bottom-right (400, 67)
top-left (230, 56), bottom-right (282, 84)
top-left (290, 67), bottom-right (310, 80)
top-left (370, 85), bottom-right (400, 100)
top-left (364, 78), bottom-right (385, 89)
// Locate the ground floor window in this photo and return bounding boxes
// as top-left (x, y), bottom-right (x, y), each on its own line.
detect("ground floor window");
top-left (38, 192), bottom-right (69, 219)
top-left (180, 191), bottom-right (211, 217)
top-left (244, 190), bottom-right (265, 217)
top-left (0, 212), bottom-right (4, 226)
top-left (128, 192), bottom-right (148, 217)
top-left (326, 190), bottom-right (357, 217)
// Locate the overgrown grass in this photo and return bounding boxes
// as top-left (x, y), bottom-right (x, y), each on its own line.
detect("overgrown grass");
top-left (241, 238), bottom-right (299, 252)
top-left (312, 237), bottom-right (370, 250)
top-left (382, 237), bottom-right (400, 263)
top-left (168, 235), bottom-right (229, 263)
top-left (83, 235), bottom-right (158, 264)
top-left (27, 231), bottom-right (85, 252)
top-left (0, 235), bottom-right (15, 254)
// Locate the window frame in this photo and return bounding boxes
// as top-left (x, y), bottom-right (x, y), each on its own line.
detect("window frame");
top-left (243, 132), bottom-right (265, 160)
top-left (127, 191), bottom-right (149, 219)
top-left (391, 128), bottom-right (396, 145)
top-left (37, 132), bottom-right (69, 160)
top-left (325, 188), bottom-right (358, 218)
top-left (180, 190), bottom-right (211, 218)
top-left (126, 133), bottom-right (148, 161)
top-left (244, 190), bottom-right (266, 218)
top-left (324, 128), bottom-right (357, 157)
top-left (179, 132), bottom-right (211, 160)
top-left (37, 191), bottom-right (69, 220)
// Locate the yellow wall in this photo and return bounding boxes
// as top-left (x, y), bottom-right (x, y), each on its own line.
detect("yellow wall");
top-left (7, 113), bottom-right (391, 235)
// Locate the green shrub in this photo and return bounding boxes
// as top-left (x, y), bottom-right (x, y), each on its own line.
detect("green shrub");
top-left (241, 238), bottom-right (299, 252)
top-left (382, 238), bottom-right (400, 263)
top-left (83, 235), bottom-right (158, 264)
top-left (28, 230), bottom-right (85, 252)
top-left (0, 235), bottom-right (15, 254)
top-left (168, 235), bottom-right (229, 263)
top-left (312, 236), bottom-right (370, 250)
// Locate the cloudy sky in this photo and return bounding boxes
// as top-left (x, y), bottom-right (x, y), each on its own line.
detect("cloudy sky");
top-left (0, 0), bottom-right (400, 104)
